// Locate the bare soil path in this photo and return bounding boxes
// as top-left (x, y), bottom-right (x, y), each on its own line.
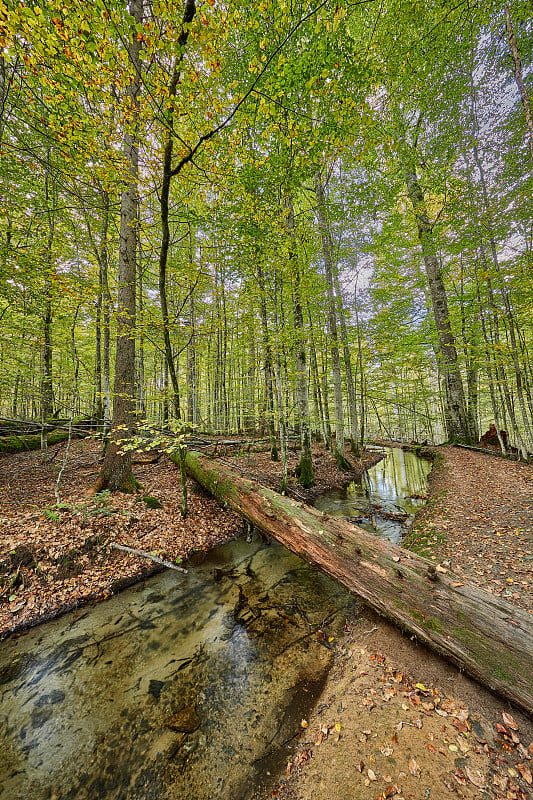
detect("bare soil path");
top-left (259, 445), bottom-right (533, 800)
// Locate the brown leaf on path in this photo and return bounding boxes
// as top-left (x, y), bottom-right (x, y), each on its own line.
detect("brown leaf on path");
top-left (384, 785), bottom-right (400, 798)
top-left (493, 774), bottom-right (508, 789)
top-left (367, 768), bottom-right (377, 781)
top-left (355, 760), bottom-right (364, 773)
top-left (502, 711), bottom-right (519, 730)
top-left (452, 768), bottom-right (466, 786)
top-left (454, 708), bottom-right (469, 723)
top-left (516, 763), bottom-right (532, 785)
top-left (516, 743), bottom-right (529, 760)
top-left (497, 723), bottom-right (509, 735)
top-left (464, 767), bottom-right (485, 788)
top-left (452, 718), bottom-right (469, 734)
top-left (408, 758), bottom-right (420, 777)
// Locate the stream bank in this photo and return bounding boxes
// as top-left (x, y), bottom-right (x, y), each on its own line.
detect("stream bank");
top-left (0, 439), bottom-right (380, 640)
top-left (0, 536), bottom-right (359, 800)
top-left (259, 445), bottom-right (533, 800)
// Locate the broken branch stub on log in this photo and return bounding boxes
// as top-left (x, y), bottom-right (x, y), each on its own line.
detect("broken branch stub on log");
top-left (182, 450), bottom-right (533, 715)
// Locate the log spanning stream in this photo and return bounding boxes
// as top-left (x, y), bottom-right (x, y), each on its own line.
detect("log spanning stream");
top-left (0, 448), bottom-right (431, 800)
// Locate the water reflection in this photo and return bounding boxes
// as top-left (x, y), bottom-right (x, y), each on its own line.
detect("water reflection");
top-left (314, 447), bottom-right (431, 544)
top-left (0, 536), bottom-right (357, 800)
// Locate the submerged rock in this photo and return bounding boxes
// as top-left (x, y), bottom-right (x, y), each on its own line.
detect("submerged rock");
top-left (165, 705), bottom-right (201, 733)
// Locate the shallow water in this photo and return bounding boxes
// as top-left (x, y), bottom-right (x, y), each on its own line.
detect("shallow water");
top-left (314, 447), bottom-right (432, 544)
top-left (0, 536), bottom-right (357, 800)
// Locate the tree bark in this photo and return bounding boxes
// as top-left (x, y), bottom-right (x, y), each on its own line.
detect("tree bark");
top-left (257, 259), bottom-right (278, 460)
top-left (314, 171), bottom-right (351, 468)
top-left (403, 165), bottom-right (472, 443)
top-left (186, 217), bottom-right (198, 426)
top-left (157, 0), bottom-right (196, 421)
top-left (286, 194), bottom-right (314, 487)
top-left (333, 260), bottom-right (360, 455)
top-left (185, 450), bottom-right (533, 715)
top-left (94, 0), bottom-right (143, 494)
top-left (504, 3), bottom-right (533, 163)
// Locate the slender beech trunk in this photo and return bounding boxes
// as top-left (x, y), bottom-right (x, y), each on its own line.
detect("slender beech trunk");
top-left (471, 140), bottom-right (533, 454)
top-left (95, 268), bottom-right (103, 420)
top-left (504, 3), bottom-right (533, 162)
top-left (95, 0), bottom-right (143, 493)
top-left (101, 192), bottom-right (111, 432)
top-left (186, 217), bottom-right (197, 425)
top-left (333, 262), bottom-right (360, 455)
top-left (459, 258), bottom-right (479, 440)
top-left (402, 163), bottom-right (471, 443)
top-left (307, 302), bottom-right (328, 448)
top-left (479, 244), bottom-right (527, 457)
top-left (137, 217), bottom-right (146, 418)
top-left (273, 266), bottom-right (288, 491)
top-left (220, 271), bottom-right (229, 430)
top-left (157, 0), bottom-right (196, 421)
top-left (314, 171), bottom-right (351, 468)
top-left (257, 260), bottom-right (278, 460)
top-left (286, 194), bottom-right (313, 487)
top-left (40, 145), bottom-right (56, 460)
top-left (475, 278), bottom-right (507, 454)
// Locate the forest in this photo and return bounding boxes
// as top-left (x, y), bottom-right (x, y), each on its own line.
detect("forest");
top-left (0, 3), bottom-right (533, 797)
top-left (0, 0), bottom-right (532, 481)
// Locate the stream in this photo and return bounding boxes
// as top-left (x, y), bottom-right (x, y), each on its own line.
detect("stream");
top-left (0, 446), bottom-right (431, 800)
top-left (314, 446), bottom-right (432, 544)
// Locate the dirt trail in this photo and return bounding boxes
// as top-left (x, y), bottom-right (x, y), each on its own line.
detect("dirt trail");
top-left (258, 446), bottom-right (533, 800)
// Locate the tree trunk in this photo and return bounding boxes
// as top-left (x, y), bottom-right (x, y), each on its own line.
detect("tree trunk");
top-left (274, 266), bottom-right (288, 491)
top-left (314, 171), bottom-right (350, 468)
top-left (186, 217), bottom-right (197, 426)
top-left (504, 3), bottom-right (533, 163)
top-left (94, 0), bottom-right (143, 494)
top-left (403, 165), bottom-right (471, 443)
top-left (307, 303), bottom-right (329, 448)
top-left (286, 194), bottom-right (314, 487)
top-left (333, 261), bottom-right (360, 455)
top-left (137, 216), bottom-right (146, 418)
top-left (40, 144), bottom-right (56, 461)
top-left (257, 260), bottom-right (278, 460)
top-left (471, 140), bottom-right (533, 454)
top-left (101, 194), bottom-right (112, 433)
top-left (157, 0), bottom-right (196, 422)
top-left (185, 450), bottom-right (533, 715)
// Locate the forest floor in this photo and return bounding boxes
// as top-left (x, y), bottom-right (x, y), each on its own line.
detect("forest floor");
top-left (261, 445), bottom-right (533, 800)
top-left (1, 439), bottom-right (532, 800)
top-left (0, 437), bottom-right (378, 639)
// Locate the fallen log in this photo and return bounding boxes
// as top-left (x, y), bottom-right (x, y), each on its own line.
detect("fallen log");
top-left (182, 450), bottom-right (533, 715)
